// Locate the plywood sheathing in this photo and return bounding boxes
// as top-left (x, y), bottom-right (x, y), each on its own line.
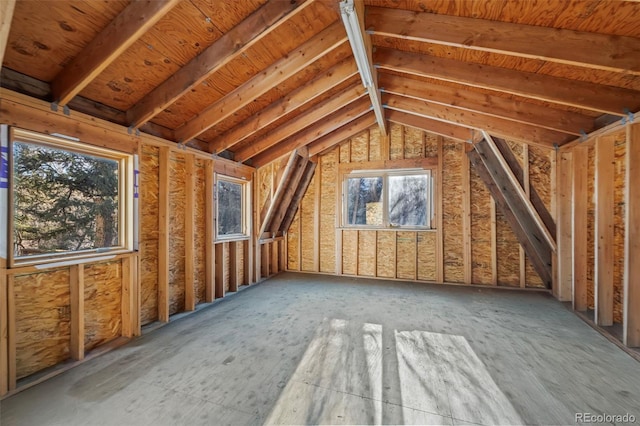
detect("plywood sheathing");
top-left (168, 152), bottom-right (186, 315)
top-left (84, 261), bottom-right (122, 352)
top-left (442, 140), bottom-right (464, 283)
top-left (140, 144), bottom-right (159, 325)
top-left (300, 173), bottom-right (316, 272)
top-left (613, 131), bottom-right (626, 324)
top-left (14, 269), bottom-right (70, 379)
top-left (319, 149), bottom-right (337, 273)
top-left (470, 165), bottom-right (493, 285)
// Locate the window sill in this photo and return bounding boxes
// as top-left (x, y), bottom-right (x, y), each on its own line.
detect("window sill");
top-left (8, 250), bottom-right (137, 273)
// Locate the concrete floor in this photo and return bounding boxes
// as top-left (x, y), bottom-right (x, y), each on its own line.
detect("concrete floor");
top-left (2, 272), bottom-right (640, 425)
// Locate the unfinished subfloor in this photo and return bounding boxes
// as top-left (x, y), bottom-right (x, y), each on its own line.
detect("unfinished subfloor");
top-left (2, 272), bottom-right (639, 425)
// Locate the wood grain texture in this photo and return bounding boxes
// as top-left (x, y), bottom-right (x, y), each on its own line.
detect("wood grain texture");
top-left (84, 261), bottom-right (122, 352)
top-left (140, 144), bottom-right (159, 325)
top-left (572, 145), bottom-right (589, 311)
top-left (624, 123), bottom-right (640, 347)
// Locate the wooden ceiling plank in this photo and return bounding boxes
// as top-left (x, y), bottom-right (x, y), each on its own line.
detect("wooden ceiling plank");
top-left (379, 73), bottom-right (594, 136)
top-left (233, 84), bottom-right (367, 162)
top-left (127, 0), bottom-right (313, 128)
top-left (0, 0), bottom-right (16, 72)
top-left (251, 97), bottom-right (372, 167)
top-left (375, 47), bottom-right (640, 116)
top-left (209, 58), bottom-right (358, 153)
top-left (385, 109), bottom-right (469, 142)
top-left (308, 113), bottom-right (377, 156)
top-left (51, 0), bottom-right (181, 106)
top-left (367, 7), bottom-right (640, 76)
top-left (384, 93), bottom-right (566, 146)
top-left (174, 21), bottom-right (347, 143)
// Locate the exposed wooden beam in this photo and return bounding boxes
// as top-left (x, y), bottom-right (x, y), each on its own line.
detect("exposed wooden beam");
top-left (624, 123), bottom-right (640, 347)
top-left (0, 0), bottom-right (16, 71)
top-left (234, 84), bottom-right (367, 162)
top-left (375, 47), bottom-right (640, 117)
top-left (556, 151), bottom-right (573, 301)
top-left (379, 73), bottom-right (594, 136)
top-left (209, 59), bottom-right (358, 153)
top-left (595, 135), bottom-right (614, 326)
top-left (308, 113), bottom-right (376, 156)
top-left (174, 21), bottom-right (347, 143)
top-left (385, 109), bottom-right (468, 142)
top-left (251, 97), bottom-right (371, 167)
top-left (384, 93), bottom-right (567, 146)
top-left (158, 146), bottom-right (170, 322)
top-left (280, 161), bottom-right (317, 233)
top-left (51, 0), bottom-right (180, 106)
top-left (127, 0), bottom-right (312, 128)
top-left (69, 264), bottom-right (85, 361)
top-left (367, 7), bottom-right (640, 76)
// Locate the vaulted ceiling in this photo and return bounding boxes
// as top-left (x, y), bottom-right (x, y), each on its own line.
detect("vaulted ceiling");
top-left (2, 0), bottom-right (639, 167)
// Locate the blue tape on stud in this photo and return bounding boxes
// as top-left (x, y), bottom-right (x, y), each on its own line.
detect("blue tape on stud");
top-left (0, 146), bottom-right (9, 189)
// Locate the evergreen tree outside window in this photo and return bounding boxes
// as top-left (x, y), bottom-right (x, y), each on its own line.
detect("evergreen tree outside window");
top-left (344, 170), bottom-right (433, 229)
top-left (9, 128), bottom-right (133, 266)
top-left (216, 175), bottom-right (248, 239)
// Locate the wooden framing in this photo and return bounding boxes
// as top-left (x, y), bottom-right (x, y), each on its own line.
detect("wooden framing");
top-left (174, 21), bottom-right (347, 143)
top-left (52, 0), bottom-right (180, 106)
top-left (556, 152), bottom-right (573, 301)
top-left (0, 269), bottom-right (7, 396)
top-left (210, 59), bottom-right (358, 153)
top-left (0, 0), bottom-right (15, 71)
top-left (70, 264), bottom-right (85, 361)
top-left (158, 146), bottom-right (170, 322)
top-left (624, 123), bottom-right (640, 347)
top-left (368, 7), bottom-right (640, 75)
top-left (205, 161), bottom-right (215, 303)
top-left (572, 145), bottom-right (588, 311)
top-left (386, 110), bottom-right (469, 143)
top-left (376, 47), bottom-right (639, 116)
top-left (595, 136), bottom-right (615, 326)
top-left (215, 244), bottom-right (225, 299)
top-left (308, 113), bottom-right (377, 157)
top-left (127, 0), bottom-right (311, 128)
top-left (436, 136), bottom-right (444, 283)
top-left (461, 146), bottom-right (472, 284)
top-left (229, 242), bottom-right (238, 292)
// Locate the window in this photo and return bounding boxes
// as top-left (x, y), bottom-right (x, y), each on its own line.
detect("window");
top-left (344, 170), bottom-right (433, 229)
top-left (216, 175), bottom-right (249, 239)
top-left (9, 128), bottom-right (133, 266)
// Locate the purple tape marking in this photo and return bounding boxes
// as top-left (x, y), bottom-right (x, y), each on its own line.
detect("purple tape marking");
top-left (0, 146), bottom-right (8, 189)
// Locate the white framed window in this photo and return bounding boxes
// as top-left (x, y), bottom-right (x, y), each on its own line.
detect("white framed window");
top-left (343, 169), bottom-right (433, 229)
top-left (8, 128), bottom-right (134, 266)
top-left (216, 174), bottom-right (250, 240)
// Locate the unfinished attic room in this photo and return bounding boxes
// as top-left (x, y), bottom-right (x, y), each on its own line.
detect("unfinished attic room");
top-left (2, 0), bottom-right (640, 424)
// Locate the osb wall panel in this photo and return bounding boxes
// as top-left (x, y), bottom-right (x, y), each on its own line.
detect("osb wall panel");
top-left (287, 210), bottom-right (300, 270)
top-left (342, 230), bottom-right (358, 275)
top-left (350, 130), bottom-right (369, 163)
top-left (389, 123), bottom-right (404, 160)
top-left (339, 140), bottom-right (351, 163)
top-left (470, 166), bottom-right (492, 285)
top-left (376, 232), bottom-right (395, 278)
top-left (369, 128), bottom-right (382, 161)
top-left (496, 210), bottom-right (520, 286)
top-left (300, 172), bottom-right (316, 271)
top-left (525, 257), bottom-right (544, 288)
top-left (424, 133), bottom-right (439, 158)
top-left (319, 149), bottom-right (337, 273)
top-left (613, 131), bottom-right (626, 323)
top-left (169, 152), bottom-right (186, 315)
top-left (140, 144), bottom-right (159, 325)
top-left (396, 231), bottom-right (417, 280)
top-left (404, 127), bottom-right (423, 159)
top-left (529, 145), bottom-right (553, 214)
top-left (194, 160), bottom-right (207, 305)
top-left (358, 231), bottom-right (377, 277)
top-left (417, 232), bottom-right (437, 281)
top-left (443, 140), bottom-right (464, 283)
top-left (587, 145), bottom-right (595, 310)
top-left (258, 163), bottom-right (273, 225)
top-left (84, 261), bottom-right (122, 352)
top-left (14, 269), bottom-right (70, 379)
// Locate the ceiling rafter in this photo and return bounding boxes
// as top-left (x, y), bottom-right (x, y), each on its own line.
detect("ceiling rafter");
top-left (173, 20), bottom-right (348, 144)
top-left (126, 0), bottom-right (313, 129)
top-left (367, 6), bottom-right (640, 76)
top-left (308, 112), bottom-right (377, 156)
top-left (51, 0), bottom-right (181, 106)
top-left (233, 84), bottom-right (368, 162)
top-left (379, 73), bottom-right (594, 136)
top-left (209, 58), bottom-right (359, 154)
top-left (251, 97), bottom-right (372, 167)
top-left (383, 93), bottom-right (567, 146)
top-left (385, 109), bottom-right (469, 143)
top-left (375, 47), bottom-right (640, 117)
top-left (0, 0), bottom-right (16, 70)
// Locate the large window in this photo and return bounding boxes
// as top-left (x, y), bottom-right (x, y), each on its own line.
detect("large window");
top-left (216, 175), bottom-right (249, 239)
top-left (344, 170), bottom-right (433, 229)
top-left (9, 129), bottom-right (133, 265)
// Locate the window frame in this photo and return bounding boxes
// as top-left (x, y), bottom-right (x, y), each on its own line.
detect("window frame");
top-left (215, 173), bottom-right (250, 241)
top-left (8, 128), bottom-right (134, 267)
top-left (341, 168), bottom-right (434, 230)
